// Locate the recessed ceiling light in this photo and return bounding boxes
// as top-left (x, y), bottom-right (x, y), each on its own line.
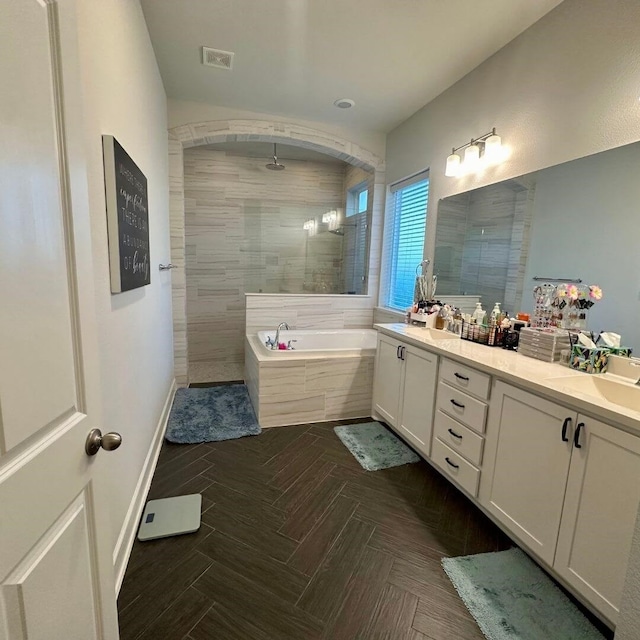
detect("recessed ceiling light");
top-left (334, 98), bottom-right (355, 109)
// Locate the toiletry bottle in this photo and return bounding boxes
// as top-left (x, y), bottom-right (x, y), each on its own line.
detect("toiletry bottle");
top-left (472, 302), bottom-right (485, 325)
top-left (491, 302), bottom-right (501, 322)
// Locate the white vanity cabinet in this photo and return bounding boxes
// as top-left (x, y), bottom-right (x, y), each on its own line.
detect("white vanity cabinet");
top-left (554, 415), bottom-right (640, 624)
top-left (373, 334), bottom-right (438, 457)
top-left (480, 382), bottom-right (574, 565)
top-left (430, 358), bottom-right (490, 497)
top-left (481, 381), bottom-right (640, 624)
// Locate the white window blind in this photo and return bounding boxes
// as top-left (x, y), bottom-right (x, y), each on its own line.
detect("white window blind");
top-left (380, 172), bottom-right (429, 311)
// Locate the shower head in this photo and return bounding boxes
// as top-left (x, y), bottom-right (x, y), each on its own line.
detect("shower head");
top-left (265, 143), bottom-right (285, 171)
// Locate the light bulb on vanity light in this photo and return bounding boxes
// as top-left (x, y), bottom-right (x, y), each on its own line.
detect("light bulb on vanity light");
top-left (463, 143), bottom-right (481, 172)
top-left (445, 151), bottom-right (461, 177)
top-left (484, 131), bottom-right (503, 164)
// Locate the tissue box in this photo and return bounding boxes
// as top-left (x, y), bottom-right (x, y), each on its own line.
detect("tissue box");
top-left (570, 346), bottom-right (610, 374)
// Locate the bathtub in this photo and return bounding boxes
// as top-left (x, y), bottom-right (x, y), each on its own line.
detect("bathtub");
top-left (245, 329), bottom-right (378, 427)
top-left (256, 329), bottom-right (377, 357)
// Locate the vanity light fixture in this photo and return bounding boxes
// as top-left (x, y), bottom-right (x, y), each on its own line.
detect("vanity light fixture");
top-left (322, 210), bottom-right (339, 231)
top-left (445, 128), bottom-right (503, 177)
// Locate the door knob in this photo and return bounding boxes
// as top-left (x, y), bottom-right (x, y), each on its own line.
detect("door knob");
top-left (85, 429), bottom-right (123, 456)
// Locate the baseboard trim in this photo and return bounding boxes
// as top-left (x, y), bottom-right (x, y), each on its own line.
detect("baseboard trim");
top-left (113, 379), bottom-right (177, 594)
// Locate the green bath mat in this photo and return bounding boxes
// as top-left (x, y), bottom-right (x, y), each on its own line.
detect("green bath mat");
top-left (442, 548), bottom-right (606, 640)
top-left (333, 421), bottom-right (419, 471)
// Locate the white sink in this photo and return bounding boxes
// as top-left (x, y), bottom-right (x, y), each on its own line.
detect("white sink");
top-left (426, 329), bottom-right (460, 341)
top-left (547, 375), bottom-right (640, 412)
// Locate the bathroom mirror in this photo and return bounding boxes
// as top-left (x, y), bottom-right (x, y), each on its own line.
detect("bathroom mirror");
top-left (434, 139), bottom-right (640, 351)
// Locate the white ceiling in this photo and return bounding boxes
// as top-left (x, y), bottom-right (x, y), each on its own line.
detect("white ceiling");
top-left (141, 0), bottom-right (563, 133)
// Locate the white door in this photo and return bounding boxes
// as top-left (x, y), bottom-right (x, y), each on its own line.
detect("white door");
top-left (398, 346), bottom-right (438, 456)
top-left (0, 2), bottom-right (120, 639)
top-left (480, 382), bottom-right (574, 566)
top-left (555, 415), bottom-right (640, 625)
top-left (372, 335), bottom-right (404, 427)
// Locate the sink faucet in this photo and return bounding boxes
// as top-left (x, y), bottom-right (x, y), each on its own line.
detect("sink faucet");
top-left (273, 322), bottom-right (290, 349)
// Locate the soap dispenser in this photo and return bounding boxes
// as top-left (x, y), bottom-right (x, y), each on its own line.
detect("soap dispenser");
top-left (490, 302), bottom-right (501, 323)
top-left (472, 302), bottom-right (485, 325)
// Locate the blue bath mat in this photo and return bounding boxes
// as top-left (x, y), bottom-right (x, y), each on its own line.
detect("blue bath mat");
top-left (333, 421), bottom-right (419, 471)
top-left (165, 384), bottom-right (261, 444)
top-left (442, 548), bottom-right (606, 640)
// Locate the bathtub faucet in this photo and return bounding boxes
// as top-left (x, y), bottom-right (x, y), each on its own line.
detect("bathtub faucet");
top-left (273, 322), bottom-right (290, 349)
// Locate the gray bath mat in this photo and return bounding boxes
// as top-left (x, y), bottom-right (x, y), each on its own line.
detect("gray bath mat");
top-left (442, 548), bottom-right (606, 640)
top-left (166, 384), bottom-right (261, 444)
top-left (334, 421), bottom-right (420, 471)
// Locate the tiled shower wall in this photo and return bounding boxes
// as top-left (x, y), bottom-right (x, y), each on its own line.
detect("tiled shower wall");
top-left (435, 180), bottom-right (533, 312)
top-left (184, 147), bottom-right (348, 368)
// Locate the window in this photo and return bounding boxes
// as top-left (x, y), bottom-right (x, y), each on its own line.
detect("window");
top-left (381, 172), bottom-right (429, 311)
top-left (347, 183), bottom-right (368, 217)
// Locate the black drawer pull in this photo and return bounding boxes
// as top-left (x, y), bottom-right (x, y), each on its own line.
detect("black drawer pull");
top-left (445, 457), bottom-right (459, 469)
top-left (450, 399), bottom-right (465, 409)
top-left (574, 422), bottom-right (584, 449)
top-left (396, 345), bottom-right (401, 359)
top-left (561, 417), bottom-right (571, 442)
top-left (448, 428), bottom-right (463, 439)
top-left (400, 346), bottom-right (406, 361)
top-left (454, 372), bottom-right (469, 381)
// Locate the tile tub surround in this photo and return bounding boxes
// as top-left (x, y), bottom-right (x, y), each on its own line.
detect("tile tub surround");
top-left (246, 293), bottom-right (375, 335)
top-left (167, 118), bottom-right (385, 386)
top-left (245, 335), bottom-right (375, 428)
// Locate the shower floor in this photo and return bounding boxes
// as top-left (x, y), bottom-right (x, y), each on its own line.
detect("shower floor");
top-left (189, 361), bottom-right (244, 384)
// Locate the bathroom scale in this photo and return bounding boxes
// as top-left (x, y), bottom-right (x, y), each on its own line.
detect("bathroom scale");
top-left (137, 494), bottom-right (202, 541)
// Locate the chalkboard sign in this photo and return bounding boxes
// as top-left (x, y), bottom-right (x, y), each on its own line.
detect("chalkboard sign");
top-left (102, 135), bottom-right (150, 293)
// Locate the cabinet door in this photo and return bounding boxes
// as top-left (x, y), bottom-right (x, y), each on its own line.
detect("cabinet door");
top-left (398, 346), bottom-right (438, 456)
top-left (373, 335), bottom-right (404, 427)
top-left (480, 382), bottom-right (574, 565)
top-left (555, 416), bottom-right (640, 625)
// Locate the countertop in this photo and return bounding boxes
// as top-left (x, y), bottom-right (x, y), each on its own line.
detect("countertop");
top-left (375, 323), bottom-right (640, 435)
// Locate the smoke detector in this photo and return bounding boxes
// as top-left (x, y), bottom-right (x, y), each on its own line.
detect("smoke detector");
top-left (333, 98), bottom-right (355, 109)
top-left (202, 47), bottom-right (234, 70)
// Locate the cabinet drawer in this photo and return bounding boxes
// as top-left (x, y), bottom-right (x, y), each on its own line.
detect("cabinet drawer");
top-left (436, 380), bottom-right (487, 434)
top-left (432, 438), bottom-right (480, 497)
top-left (440, 358), bottom-right (491, 400)
top-left (433, 410), bottom-right (484, 466)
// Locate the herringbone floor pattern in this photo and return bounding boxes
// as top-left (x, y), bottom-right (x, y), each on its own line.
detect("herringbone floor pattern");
top-left (117, 417), bottom-right (513, 640)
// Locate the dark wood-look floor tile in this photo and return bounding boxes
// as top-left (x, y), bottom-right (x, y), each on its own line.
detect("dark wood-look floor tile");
top-left (118, 524), bottom-right (213, 612)
top-left (197, 529), bottom-right (308, 604)
top-left (202, 453), bottom-right (283, 503)
top-left (201, 502), bottom-right (297, 562)
top-left (297, 517), bottom-right (375, 622)
top-left (155, 442), bottom-right (208, 471)
top-left (363, 583), bottom-right (419, 639)
top-left (387, 550), bottom-right (455, 599)
top-left (118, 550), bottom-right (212, 640)
top-left (202, 482), bottom-right (287, 530)
top-left (269, 443), bottom-right (324, 492)
top-left (190, 603), bottom-right (272, 640)
top-left (264, 431), bottom-right (319, 473)
top-left (193, 559), bottom-right (323, 640)
top-left (321, 546), bottom-right (394, 640)
top-left (412, 588), bottom-right (484, 640)
top-left (287, 495), bottom-right (358, 576)
top-left (204, 433), bottom-right (273, 464)
top-left (273, 457), bottom-right (335, 513)
top-left (120, 420), bottom-right (590, 640)
top-left (147, 457), bottom-right (212, 501)
top-left (136, 587), bottom-right (212, 640)
top-left (279, 473), bottom-right (344, 541)
top-left (345, 481), bottom-right (442, 527)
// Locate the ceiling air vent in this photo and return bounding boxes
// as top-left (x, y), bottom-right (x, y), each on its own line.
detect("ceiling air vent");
top-left (202, 47), bottom-right (234, 70)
